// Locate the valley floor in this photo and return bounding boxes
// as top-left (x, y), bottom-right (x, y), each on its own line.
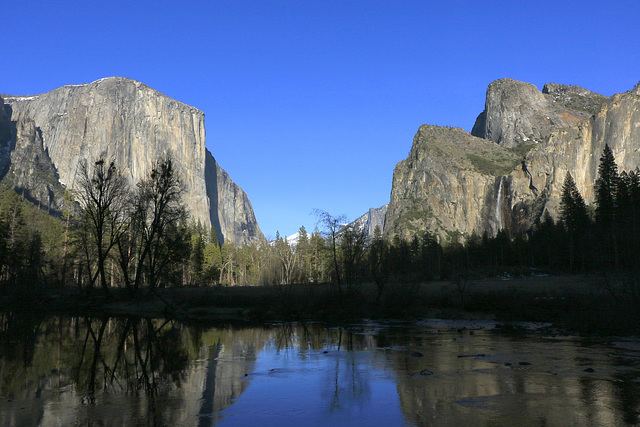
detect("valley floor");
top-left (1, 273), bottom-right (637, 335)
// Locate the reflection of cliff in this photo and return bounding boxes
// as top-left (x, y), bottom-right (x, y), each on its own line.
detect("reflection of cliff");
top-left (0, 315), bottom-right (269, 426)
top-left (388, 330), bottom-right (631, 426)
top-left (2, 319), bottom-right (637, 425)
top-left (197, 329), bottom-right (267, 426)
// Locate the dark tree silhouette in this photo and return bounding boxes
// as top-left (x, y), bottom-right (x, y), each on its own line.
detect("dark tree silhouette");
top-left (118, 158), bottom-right (189, 291)
top-left (314, 209), bottom-right (346, 292)
top-left (560, 173), bottom-right (589, 271)
top-left (595, 144), bottom-right (620, 268)
top-left (77, 158), bottom-right (129, 293)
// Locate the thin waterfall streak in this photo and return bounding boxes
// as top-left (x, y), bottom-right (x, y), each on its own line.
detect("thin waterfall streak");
top-left (496, 177), bottom-right (503, 231)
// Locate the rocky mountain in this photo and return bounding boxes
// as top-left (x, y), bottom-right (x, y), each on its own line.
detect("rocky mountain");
top-left (517, 82), bottom-right (640, 218)
top-left (385, 125), bottom-right (522, 240)
top-left (205, 151), bottom-right (263, 246)
top-left (385, 78), bottom-right (639, 242)
top-left (350, 204), bottom-right (387, 240)
top-left (471, 79), bottom-right (607, 148)
top-left (1, 77), bottom-right (263, 245)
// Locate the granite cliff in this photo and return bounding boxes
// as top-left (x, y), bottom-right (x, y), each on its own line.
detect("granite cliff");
top-left (205, 151), bottom-right (263, 246)
top-left (386, 78), bottom-right (639, 242)
top-left (518, 82), bottom-right (640, 218)
top-left (385, 125), bottom-right (522, 240)
top-left (1, 77), bottom-right (263, 245)
top-left (349, 204), bottom-right (388, 240)
top-left (471, 78), bottom-right (607, 148)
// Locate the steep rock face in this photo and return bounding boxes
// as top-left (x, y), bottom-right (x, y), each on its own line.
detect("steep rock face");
top-left (388, 79), bottom-right (639, 242)
top-left (0, 98), bottom-right (13, 178)
top-left (471, 78), bottom-right (607, 148)
top-left (385, 125), bottom-right (521, 242)
top-left (1, 119), bottom-right (66, 212)
top-left (205, 151), bottom-right (264, 245)
top-left (350, 204), bottom-right (387, 240)
top-left (6, 77), bottom-right (210, 226)
top-left (3, 77), bottom-right (264, 245)
top-left (517, 83), bottom-right (640, 219)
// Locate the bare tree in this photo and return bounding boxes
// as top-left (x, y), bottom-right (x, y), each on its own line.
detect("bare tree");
top-left (314, 209), bottom-right (346, 293)
top-left (275, 236), bottom-right (297, 285)
top-left (117, 158), bottom-right (189, 291)
top-left (76, 158), bottom-right (130, 293)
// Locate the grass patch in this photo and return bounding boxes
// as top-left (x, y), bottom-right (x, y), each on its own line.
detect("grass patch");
top-left (467, 152), bottom-right (521, 176)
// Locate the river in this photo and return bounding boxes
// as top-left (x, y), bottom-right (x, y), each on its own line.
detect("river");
top-left (0, 314), bottom-right (639, 426)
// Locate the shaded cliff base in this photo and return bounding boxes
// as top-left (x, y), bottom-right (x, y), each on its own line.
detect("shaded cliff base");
top-left (2, 273), bottom-right (639, 335)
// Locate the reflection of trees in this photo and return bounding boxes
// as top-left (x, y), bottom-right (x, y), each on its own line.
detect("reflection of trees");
top-left (323, 353), bottom-right (371, 413)
top-left (0, 312), bottom-right (42, 379)
top-left (74, 317), bottom-right (189, 401)
top-left (7, 318), bottom-right (639, 425)
top-left (611, 372), bottom-right (640, 424)
top-left (0, 315), bottom-right (272, 426)
top-left (313, 327), bottom-right (373, 414)
top-left (0, 314), bottom-right (195, 425)
top-left (0, 313), bottom-right (43, 426)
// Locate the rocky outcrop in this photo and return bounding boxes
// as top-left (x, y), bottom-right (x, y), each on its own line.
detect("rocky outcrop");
top-left (2, 77), bottom-right (264, 245)
top-left (205, 151), bottom-right (263, 246)
top-left (349, 204), bottom-right (387, 240)
top-left (0, 98), bottom-right (13, 179)
top-left (385, 125), bottom-right (521, 242)
top-left (387, 79), bottom-right (639, 242)
top-left (471, 78), bottom-right (607, 148)
top-left (517, 83), bottom-right (640, 219)
top-left (1, 119), bottom-right (66, 213)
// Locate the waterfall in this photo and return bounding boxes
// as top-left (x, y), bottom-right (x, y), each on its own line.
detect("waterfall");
top-left (495, 176), bottom-right (504, 231)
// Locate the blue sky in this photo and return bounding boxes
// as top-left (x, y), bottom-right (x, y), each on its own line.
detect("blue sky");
top-left (3, 1), bottom-right (640, 239)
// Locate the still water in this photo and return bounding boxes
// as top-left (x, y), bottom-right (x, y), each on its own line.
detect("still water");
top-left (1, 314), bottom-right (639, 426)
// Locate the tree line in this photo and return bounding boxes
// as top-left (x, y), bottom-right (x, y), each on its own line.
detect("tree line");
top-left (0, 144), bottom-right (638, 296)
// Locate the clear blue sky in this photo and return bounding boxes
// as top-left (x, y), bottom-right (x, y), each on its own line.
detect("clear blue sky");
top-left (3, 1), bottom-right (640, 239)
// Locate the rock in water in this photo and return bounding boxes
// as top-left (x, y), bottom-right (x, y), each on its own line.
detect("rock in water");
top-left (2, 77), bottom-right (264, 245)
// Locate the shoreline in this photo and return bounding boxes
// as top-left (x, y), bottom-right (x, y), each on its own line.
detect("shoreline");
top-left (1, 274), bottom-right (637, 334)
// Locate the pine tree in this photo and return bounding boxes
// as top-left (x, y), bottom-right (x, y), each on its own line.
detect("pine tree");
top-left (309, 229), bottom-right (326, 283)
top-left (596, 144), bottom-right (618, 225)
top-left (626, 170), bottom-right (640, 269)
top-left (368, 225), bottom-right (389, 301)
top-left (595, 144), bottom-right (620, 268)
top-left (560, 173), bottom-right (589, 271)
top-left (202, 241), bottom-right (222, 285)
top-left (296, 226), bottom-right (310, 283)
top-left (188, 233), bottom-right (204, 285)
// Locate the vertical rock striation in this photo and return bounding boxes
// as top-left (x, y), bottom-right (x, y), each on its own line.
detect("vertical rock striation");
top-left (349, 204), bottom-right (388, 240)
top-left (471, 78), bottom-right (607, 147)
top-left (2, 77), bottom-right (264, 245)
top-left (205, 151), bottom-right (264, 246)
top-left (387, 78), bottom-right (640, 242)
top-left (518, 83), bottom-right (640, 219)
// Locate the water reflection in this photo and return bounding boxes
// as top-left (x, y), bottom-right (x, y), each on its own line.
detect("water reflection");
top-left (1, 315), bottom-right (639, 426)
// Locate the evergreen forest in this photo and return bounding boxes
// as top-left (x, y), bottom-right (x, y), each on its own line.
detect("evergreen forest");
top-left (1, 145), bottom-right (640, 308)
